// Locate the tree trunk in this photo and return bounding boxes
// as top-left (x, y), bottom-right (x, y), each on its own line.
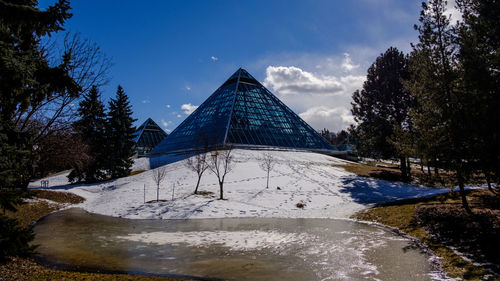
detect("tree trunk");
top-left (457, 170), bottom-right (472, 214)
top-left (407, 157), bottom-right (411, 177)
top-left (485, 171), bottom-right (494, 193)
top-left (157, 184), bottom-right (159, 201)
top-left (420, 158), bottom-right (424, 172)
top-left (434, 157), bottom-right (439, 176)
top-left (219, 181), bottom-right (224, 200)
top-left (194, 176), bottom-right (201, 194)
top-left (427, 160), bottom-right (431, 176)
top-left (400, 157), bottom-right (407, 181)
top-left (266, 170), bottom-right (270, 188)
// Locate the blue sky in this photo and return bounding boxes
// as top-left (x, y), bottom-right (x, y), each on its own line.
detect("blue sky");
top-left (39, 0), bottom-right (459, 133)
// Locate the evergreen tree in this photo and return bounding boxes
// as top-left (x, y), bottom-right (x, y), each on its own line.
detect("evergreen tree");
top-left (351, 47), bottom-right (414, 179)
top-left (406, 49), bottom-right (447, 177)
top-left (107, 85), bottom-right (137, 178)
top-left (0, 0), bottom-right (76, 259)
top-left (457, 0), bottom-right (500, 189)
top-left (0, 0), bottom-right (77, 190)
top-left (409, 0), bottom-right (475, 212)
top-left (68, 86), bottom-right (107, 183)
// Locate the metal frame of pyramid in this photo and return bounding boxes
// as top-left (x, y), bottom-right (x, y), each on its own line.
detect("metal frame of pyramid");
top-left (133, 118), bottom-right (168, 157)
top-left (151, 68), bottom-right (338, 156)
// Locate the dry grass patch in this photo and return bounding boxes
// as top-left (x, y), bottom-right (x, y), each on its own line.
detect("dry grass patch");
top-left (334, 161), bottom-right (486, 188)
top-left (4, 190), bottom-right (84, 227)
top-left (130, 169), bottom-right (147, 176)
top-left (33, 190), bottom-right (85, 204)
top-left (353, 189), bottom-right (500, 280)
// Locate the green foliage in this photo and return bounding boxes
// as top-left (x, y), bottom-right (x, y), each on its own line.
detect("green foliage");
top-left (409, 0), bottom-right (459, 167)
top-left (0, 0), bottom-right (78, 122)
top-left (406, 0), bottom-right (500, 211)
top-left (0, 119), bottom-right (32, 190)
top-left (68, 86), bottom-right (107, 183)
top-left (0, 215), bottom-right (36, 260)
top-left (457, 0), bottom-right (500, 184)
top-left (351, 47), bottom-right (413, 178)
top-left (0, 0), bottom-right (79, 263)
top-left (0, 0), bottom-right (78, 189)
top-left (106, 85), bottom-right (137, 179)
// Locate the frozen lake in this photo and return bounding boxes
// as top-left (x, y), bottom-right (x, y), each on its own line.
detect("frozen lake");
top-left (33, 208), bottom-right (448, 281)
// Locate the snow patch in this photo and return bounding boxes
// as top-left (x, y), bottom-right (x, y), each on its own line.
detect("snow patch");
top-left (116, 230), bottom-right (312, 251)
top-left (32, 149), bottom-right (455, 220)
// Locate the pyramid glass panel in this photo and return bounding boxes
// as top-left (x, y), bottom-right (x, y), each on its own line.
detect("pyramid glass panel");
top-left (133, 118), bottom-right (168, 157)
top-left (152, 82), bottom-right (237, 153)
top-left (151, 68), bottom-right (337, 155)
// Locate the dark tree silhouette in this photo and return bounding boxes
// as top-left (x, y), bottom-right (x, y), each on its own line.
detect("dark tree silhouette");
top-left (351, 47), bottom-right (414, 180)
top-left (107, 85), bottom-right (137, 179)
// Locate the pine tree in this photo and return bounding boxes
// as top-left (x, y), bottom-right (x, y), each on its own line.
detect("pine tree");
top-left (0, 0), bottom-right (76, 259)
top-left (0, 0), bottom-right (77, 190)
top-left (68, 86), bottom-right (107, 183)
top-left (351, 47), bottom-right (414, 180)
top-left (457, 0), bottom-right (500, 189)
top-left (107, 85), bottom-right (137, 179)
top-left (410, 0), bottom-right (475, 212)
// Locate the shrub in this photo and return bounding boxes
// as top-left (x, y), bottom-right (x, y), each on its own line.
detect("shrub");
top-left (0, 215), bottom-right (36, 261)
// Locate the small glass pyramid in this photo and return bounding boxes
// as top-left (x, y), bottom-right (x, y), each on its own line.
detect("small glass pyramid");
top-left (151, 68), bottom-right (337, 154)
top-left (133, 118), bottom-right (168, 157)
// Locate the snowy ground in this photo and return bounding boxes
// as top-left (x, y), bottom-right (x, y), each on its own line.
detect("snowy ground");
top-left (31, 149), bottom-right (453, 219)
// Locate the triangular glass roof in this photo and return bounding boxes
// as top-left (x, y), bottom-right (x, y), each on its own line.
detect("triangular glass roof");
top-left (134, 118), bottom-right (168, 156)
top-left (151, 68), bottom-right (337, 154)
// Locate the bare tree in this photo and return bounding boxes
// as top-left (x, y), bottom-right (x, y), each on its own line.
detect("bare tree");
top-left (152, 166), bottom-right (167, 202)
top-left (185, 152), bottom-right (209, 194)
top-left (259, 153), bottom-right (276, 188)
top-left (13, 32), bottom-right (112, 143)
top-left (208, 147), bottom-right (235, 200)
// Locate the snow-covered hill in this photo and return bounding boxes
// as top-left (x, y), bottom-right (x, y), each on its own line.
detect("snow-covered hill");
top-left (31, 149), bottom-right (450, 219)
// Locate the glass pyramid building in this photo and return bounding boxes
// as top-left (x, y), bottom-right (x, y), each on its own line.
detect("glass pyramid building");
top-left (151, 68), bottom-right (337, 155)
top-left (133, 118), bottom-right (168, 157)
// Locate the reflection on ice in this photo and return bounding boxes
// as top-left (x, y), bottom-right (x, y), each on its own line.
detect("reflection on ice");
top-left (34, 208), bottom-right (450, 281)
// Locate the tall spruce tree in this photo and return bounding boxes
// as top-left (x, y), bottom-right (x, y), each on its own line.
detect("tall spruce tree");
top-left (351, 47), bottom-right (414, 180)
top-left (107, 85), bottom-right (136, 178)
top-left (0, 0), bottom-right (77, 259)
top-left (0, 0), bottom-right (77, 191)
top-left (68, 86), bottom-right (107, 183)
top-left (409, 0), bottom-right (475, 212)
top-left (457, 0), bottom-right (500, 189)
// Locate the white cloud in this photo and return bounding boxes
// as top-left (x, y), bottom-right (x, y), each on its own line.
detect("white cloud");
top-left (263, 66), bottom-right (343, 96)
top-left (185, 85), bottom-right (191, 91)
top-left (176, 114), bottom-right (182, 118)
top-left (211, 56), bottom-right (218, 61)
top-left (263, 64), bottom-right (364, 132)
top-left (160, 119), bottom-right (172, 128)
top-left (299, 106), bottom-right (354, 132)
top-left (166, 104), bottom-right (171, 108)
top-left (181, 103), bottom-right (198, 115)
top-left (341, 53), bottom-right (359, 72)
top-left (142, 99), bottom-right (150, 104)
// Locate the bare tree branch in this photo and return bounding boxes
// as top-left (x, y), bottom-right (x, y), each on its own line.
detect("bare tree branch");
top-left (152, 166), bottom-right (167, 202)
top-left (208, 147), bottom-right (235, 200)
top-left (259, 153), bottom-right (276, 188)
top-left (185, 152), bottom-right (209, 194)
top-left (14, 32), bottom-right (112, 143)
